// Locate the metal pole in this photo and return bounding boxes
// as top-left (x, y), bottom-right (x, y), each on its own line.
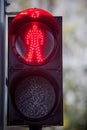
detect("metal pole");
top-left (29, 126), bottom-right (42, 130)
top-left (0, 0), bottom-right (6, 130)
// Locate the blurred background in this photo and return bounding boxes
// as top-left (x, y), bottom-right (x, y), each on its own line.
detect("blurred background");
top-left (6, 0), bottom-right (87, 130)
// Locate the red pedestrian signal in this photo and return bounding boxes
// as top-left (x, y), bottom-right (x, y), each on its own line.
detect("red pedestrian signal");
top-left (25, 24), bottom-right (44, 64)
top-left (7, 8), bottom-right (63, 127)
top-left (9, 8), bottom-right (59, 65)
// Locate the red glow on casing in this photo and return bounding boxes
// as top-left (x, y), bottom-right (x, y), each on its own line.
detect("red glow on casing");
top-left (25, 24), bottom-right (44, 64)
top-left (31, 11), bottom-right (40, 18)
top-left (9, 8), bottom-right (59, 38)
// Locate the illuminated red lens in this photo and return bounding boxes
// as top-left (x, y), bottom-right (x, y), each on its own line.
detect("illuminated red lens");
top-left (9, 8), bottom-right (59, 65)
top-left (15, 22), bottom-right (55, 65)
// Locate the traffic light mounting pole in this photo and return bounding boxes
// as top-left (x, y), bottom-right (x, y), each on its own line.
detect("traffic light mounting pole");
top-left (29, 126), bottom-right (42, 130)
top-left (0, 0), bottom-right (6, 130)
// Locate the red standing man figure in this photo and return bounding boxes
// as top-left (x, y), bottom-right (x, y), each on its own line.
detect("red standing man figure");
top-left (25, 24), bottom-right (44, 64)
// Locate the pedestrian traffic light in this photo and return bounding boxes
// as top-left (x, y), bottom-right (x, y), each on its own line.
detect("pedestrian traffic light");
top-left (7, 8), bottom-right (63, 126)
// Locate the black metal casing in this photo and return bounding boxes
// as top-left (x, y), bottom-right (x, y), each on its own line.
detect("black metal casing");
top-left (7, 16), bottom-right (63, 126)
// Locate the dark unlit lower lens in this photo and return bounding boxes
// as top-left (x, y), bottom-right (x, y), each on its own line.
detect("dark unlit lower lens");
top-left (14, 76), bottom-right (56, 119)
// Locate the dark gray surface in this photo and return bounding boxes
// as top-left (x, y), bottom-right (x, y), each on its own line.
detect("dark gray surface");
top-left (0, 0), bottom-right (5, 130)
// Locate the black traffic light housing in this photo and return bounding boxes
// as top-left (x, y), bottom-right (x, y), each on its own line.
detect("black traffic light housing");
top-left (7, 8), bottom-right (63, 126)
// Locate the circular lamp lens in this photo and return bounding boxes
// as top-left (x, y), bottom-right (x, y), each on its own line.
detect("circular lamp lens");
top-left (15, 22), bottom-right (56, 65)
top-left (14, 75), bottom-right (56, 120)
